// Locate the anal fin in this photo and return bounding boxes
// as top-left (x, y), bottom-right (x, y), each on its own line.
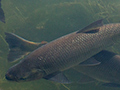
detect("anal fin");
top-left (43, 72), bottom-right (71, 84)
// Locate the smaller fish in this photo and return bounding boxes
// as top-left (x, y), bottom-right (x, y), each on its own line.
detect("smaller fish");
top-left (0, 0), bottom-right (5, 23)
top-left (73, 50), bottom-right (120, 87)
top-left (5, 32), bottom-right (47, 62)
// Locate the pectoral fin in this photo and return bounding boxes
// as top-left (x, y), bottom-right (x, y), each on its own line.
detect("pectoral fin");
top-left (43, 72), bottom-right (71, 84)
top-left (79, 57), bottom-right (101, 66)
top-left (5, 32), bottom-right (47, 62)
top-left (102, 83), bottom-right (120, 87)
top-left (77, 19), bottom-right (103, 33)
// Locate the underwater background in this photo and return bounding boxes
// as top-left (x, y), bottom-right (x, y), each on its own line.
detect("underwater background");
top-left (0, 0), bottom-right (120, 90)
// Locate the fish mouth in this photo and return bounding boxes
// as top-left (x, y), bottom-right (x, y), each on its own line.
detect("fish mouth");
top-left (5, 70), bottom-right (46, 82)
top-left (5, 73), bottom-right (26, 82)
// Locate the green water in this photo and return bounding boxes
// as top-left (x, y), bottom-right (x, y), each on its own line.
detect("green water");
top-left (0, 0), bottom-right (120, 90)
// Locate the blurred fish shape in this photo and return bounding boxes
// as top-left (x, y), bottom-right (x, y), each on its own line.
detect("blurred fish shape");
top-left (5, 32), bottom-right (47, 62)
top-left (4, 19), bottom-right (120, 84)
top-left (73, 50), bottom-right (120, 87)
top-left (0, 0), bottom-right (5, 23)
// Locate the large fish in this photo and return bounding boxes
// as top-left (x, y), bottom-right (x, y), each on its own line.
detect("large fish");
top-left (0, 0), bottom-right (5, 23)
top-left (73, 50), bottom-right (120, 87)
top-left (5, 19), bottom-right (120, 83)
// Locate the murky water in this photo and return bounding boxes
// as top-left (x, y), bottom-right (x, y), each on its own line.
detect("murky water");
top-left (0, 0), bottom-right (120, 90)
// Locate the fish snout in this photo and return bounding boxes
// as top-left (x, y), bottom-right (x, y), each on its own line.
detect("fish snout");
top-left (5, 72), bottom-right (19, 81)
top-left (5, 73), bottom-right (15, 81)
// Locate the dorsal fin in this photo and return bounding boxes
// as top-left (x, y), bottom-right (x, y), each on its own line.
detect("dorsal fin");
top-left (77, 19), bottom-right (103, 33)
top-left (5, 32), bottom-right (47, 62)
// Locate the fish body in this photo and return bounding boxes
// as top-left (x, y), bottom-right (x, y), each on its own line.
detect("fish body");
top-left (5, 20), bottom-right (120, 83)
top-left (19, 24), bottom-right (120, 74)
top-left (74, 50), bottom-right (120, 87)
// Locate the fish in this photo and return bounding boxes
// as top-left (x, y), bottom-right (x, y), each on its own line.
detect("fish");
top-left (5, 19), bottom-right (120, 83)
top-left (73, 50), bottom-right (120, 87)
top-left (0, 0), bottom-right (5, 23)
top-left (5, 32), bottom-right (47, 62)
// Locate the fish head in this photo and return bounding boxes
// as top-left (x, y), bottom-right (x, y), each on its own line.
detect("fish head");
top-left (5, 59), bottom-right (46, 82)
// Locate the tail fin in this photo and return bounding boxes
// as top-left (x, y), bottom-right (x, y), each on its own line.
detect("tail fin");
top-left (5, 32), bottom-right (47, 62)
